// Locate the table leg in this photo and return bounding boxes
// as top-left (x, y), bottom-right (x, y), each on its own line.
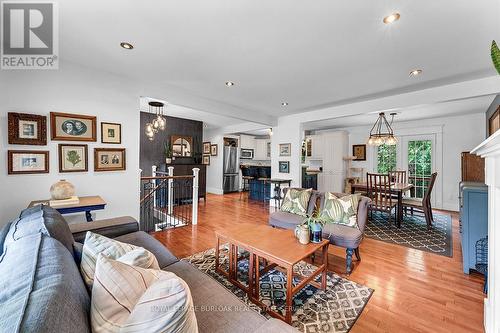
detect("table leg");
top-left (228, 244), bottom-right (234, 280)
top-left (321, 244), bottom-right (328, 290)
top-left (285, 266), bottom-right (293, 324)
top-left (215, 236), bottom-right (220, 273)
top-left (85, 210), bottom-right (93, 222)
top-left (255, 255), bottom-right (260, 301)
top-left (248, 252), bottom-right (254, 298)
top-left (397, 191), bottom-right (403, 228)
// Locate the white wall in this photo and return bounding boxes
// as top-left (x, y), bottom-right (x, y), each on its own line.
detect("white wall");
top-left (0, 62), bottom-right (140, 226)
top-left (203, 131), bottom-right (224, 194)
top-left (316, 112), bottom-right (486, 211)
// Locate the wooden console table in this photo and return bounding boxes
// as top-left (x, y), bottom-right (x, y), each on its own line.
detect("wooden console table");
top-left (28, 195), bottom-right (107, 222)
top-left (215, 224), bottom-right (329, 323)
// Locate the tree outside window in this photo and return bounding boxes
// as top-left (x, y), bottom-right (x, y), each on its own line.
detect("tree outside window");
top-left (377, 144), bottom-right (396, 174)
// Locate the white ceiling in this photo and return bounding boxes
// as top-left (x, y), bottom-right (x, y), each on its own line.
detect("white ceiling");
top-left (303, 95), bottom-right (495, 130)
top-left (60, 1), bottom-right (499, 123)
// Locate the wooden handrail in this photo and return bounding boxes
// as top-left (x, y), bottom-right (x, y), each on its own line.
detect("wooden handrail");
top-left (140, 175), bottom-right (194, 180)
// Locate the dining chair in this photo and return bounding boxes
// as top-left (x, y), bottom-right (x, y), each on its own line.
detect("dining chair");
top-left (367, 173), bottom-right (397, 225)
top-left (389, 170), bottom-right (407, 183)
top-left (402, 172), bottom-right (438, 229)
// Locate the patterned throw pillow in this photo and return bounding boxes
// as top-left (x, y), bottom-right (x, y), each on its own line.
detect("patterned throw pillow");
top-left (80, 231), bottom-right (159, 289)
top-left (281, 188), bottom-right (313, 216)
top-left (91, 254), bottom-right (198, 333)
top-left (320, 193), bottom-right (360, 228)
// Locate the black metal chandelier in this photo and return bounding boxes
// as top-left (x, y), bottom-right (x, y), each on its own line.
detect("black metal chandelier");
top-left (145, 101), bottom-right (166, 141)
top-left (367, 112), bottom-right (397, 146)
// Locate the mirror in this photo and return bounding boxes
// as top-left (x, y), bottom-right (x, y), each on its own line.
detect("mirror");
top-left (171, 135), bottom-right (192, 157)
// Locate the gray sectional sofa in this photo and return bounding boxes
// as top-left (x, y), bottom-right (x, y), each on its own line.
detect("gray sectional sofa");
top-left (269, 188), bottom-right (370, 274)
top-left (0, 205), bottom-right (297, 333)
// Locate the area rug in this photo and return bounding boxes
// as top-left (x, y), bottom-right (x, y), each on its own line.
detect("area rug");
top-left (183, 248), bottom-right (374, 333)
top-left (365, 211), bottom-right (453, 257)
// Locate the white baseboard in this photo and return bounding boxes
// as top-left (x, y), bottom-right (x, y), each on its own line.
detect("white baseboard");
top-left (207, 187), bottom-right (224, 195)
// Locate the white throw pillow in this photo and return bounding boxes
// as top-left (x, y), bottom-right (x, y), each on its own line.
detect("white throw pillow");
top-left (80, 231), bottom-right (159, 289)
top-left (91, 254), bottom-right (198, 333)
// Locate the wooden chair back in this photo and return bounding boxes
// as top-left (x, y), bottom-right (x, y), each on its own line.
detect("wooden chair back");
top-left (367, 173), bottom-right (393, 209)
top-left (423, 172), bottom-right (438, 204)
top-left (390, 170), bottom-right (407, 183)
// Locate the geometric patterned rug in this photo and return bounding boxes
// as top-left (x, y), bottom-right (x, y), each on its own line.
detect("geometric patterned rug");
top-left (183, 248), bottom-right (374, 332)
top-left (365, 211), bottom-right (453, 257)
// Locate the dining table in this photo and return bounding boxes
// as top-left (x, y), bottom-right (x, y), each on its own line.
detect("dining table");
top-left (350, 182), bottom-right (414, 228)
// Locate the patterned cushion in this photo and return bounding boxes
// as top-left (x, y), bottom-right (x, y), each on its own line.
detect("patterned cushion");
top-left (280, 189), bottom-right (312, 216)
top-left (320, 193), bottom-right (360, 228)
top-left (91, 254), bottom-right (198, 333)
top-left (80, 232), bottom-right (159, 289)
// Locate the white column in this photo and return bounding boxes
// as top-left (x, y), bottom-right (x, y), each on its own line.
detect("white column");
top-left (167, 166), bottom-right (174, 216)
top-left (192, 168), bottom-right (200, 225)
top-left (152, 165), bottom-right (157, 208)
top-left (472, 131), bottom-right (500, 333)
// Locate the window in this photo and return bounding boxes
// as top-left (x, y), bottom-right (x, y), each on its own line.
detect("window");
top-left (407, 140), bottom-right (432, 198)
top-left (377, 144), bottom-right (396, 174)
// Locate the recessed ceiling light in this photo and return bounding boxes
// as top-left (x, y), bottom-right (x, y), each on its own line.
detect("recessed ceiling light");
top-left (120, 42), bottom-right (134, 50)
top-left (281, 102), bottom-right (288, 106)
top-left (225, 81), bottom-right (235, 87)
top-left (409, 69), bottom-right (423, 77)
top-left (383, 13), bottom-right (400, 24)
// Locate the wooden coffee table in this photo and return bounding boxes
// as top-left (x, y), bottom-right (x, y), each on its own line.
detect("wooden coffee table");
top-left (214, 224), bottom-right (329, 323)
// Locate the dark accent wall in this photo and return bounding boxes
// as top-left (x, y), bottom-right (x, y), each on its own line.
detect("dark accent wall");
top-left (140, 112), bottom-right (203, 176)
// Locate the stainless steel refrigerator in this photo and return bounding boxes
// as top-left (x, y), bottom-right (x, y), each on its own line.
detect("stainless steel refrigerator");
top-left (223, 146), bottom-right (239, 193)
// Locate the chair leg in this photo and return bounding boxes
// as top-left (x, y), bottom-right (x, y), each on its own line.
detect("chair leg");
top-left (424, 207), bottom-right (432, 229)
top-left (354, 247), bottom-right (361, 261)
top-left (346, 248), bottom-right (354, 275)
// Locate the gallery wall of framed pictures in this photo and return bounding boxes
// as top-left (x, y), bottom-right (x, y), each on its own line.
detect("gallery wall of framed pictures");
top-left (6, 111), bottom-right (126, 175)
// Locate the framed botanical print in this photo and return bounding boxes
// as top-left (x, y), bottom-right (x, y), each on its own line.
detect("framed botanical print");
top-left (203, 154), bottom-right (210, 165)
top-left (94, 148), bottom-right (126, 171)
top-left (50, 112), bottom-right (97, 141)
top-left (210, 144), bottom-right (218, 156)
top-left (58, 144), bottom-right (88, 172)
top-left (279, 143), bottom-right (291, 156)
top-left (352, 144), bottom-right (366, 161)
top-left (101, 122), bottom-right (121, 144)
top-left (203, 142), bottom-right (211, 154)
top-left (8, 150), bottom-right (49, 174)
top-left (8, 112), bottom-right (47, 145)
top-left (278, 161), bottom-right (290, 173)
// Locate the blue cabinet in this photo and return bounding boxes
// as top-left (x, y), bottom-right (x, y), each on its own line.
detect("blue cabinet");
top-left (459, 182), bottom-right (488, 274)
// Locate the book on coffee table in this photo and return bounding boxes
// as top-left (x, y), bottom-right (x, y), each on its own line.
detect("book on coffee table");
top-left (49, 196), bottom-right (80, 207)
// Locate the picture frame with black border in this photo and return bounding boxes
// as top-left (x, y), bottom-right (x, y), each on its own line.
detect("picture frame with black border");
top-left (210, 144), bottom-right (218, 156)
top-left (352, 144), bottom-right (367, 161)
top-left (203, 154), bottom-right (210, 165)
top-left (58, 144), bottom-right (88, 172)
top-left (279, 161), bottom-right (290, 173)
top-left (203, 142), bottom-right (211, 154)
top-left (101, 122), bottom-right (121, 144)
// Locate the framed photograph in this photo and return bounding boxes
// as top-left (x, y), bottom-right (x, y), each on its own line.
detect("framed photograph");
top-left (58, 144), bottom-right (88, 172)
top-left (210, 144), bottom-right (218, 156)
top-left (279, 161), bottom-right (290, 173)
top-left (8, 112), bottom-right (47, 145)
top-left (50, 112), bottom-right (97, 141)
top-left (101, 122), bottom-right (121, 144)
top-left (8, 150), bottom-right (49, 174)
top-left (352, 144), bottom-right (366, 161)
top-left (203, 154), bottom-right (210, 165)
top-left (94, 148), bottom-right (126, 171)
top-left (279, 143), bottom-right (291, 156)
top-left (203, 142), bottom-right (211, 154)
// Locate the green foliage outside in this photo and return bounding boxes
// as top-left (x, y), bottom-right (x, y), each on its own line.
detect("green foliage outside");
top-left (376, 144), bottom-right (396, 174)
top-left (408, 140), bottom-right (432, 198)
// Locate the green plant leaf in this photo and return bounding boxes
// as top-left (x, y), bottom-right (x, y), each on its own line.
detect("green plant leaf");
top-left (492, 40), bottom-right (500, 75)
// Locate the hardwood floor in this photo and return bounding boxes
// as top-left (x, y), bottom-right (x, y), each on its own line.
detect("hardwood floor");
top-left (152, 193), bottom-right (486, 333)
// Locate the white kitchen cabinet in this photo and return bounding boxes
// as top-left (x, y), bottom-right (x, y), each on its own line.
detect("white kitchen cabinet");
top-left (254, 139), bottom-right (270, 160)
top-left (305, 135), bottom-right (324, 160)
top-left (239, 134), bottom-right (256, 150)
top-left (316, 131), bottom-right (348, 193)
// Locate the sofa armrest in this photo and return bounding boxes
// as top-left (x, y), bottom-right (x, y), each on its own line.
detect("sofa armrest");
top-left (357, 196), bottom-right (371, 233)
top-left (69, 216), bottom-right (139, 243)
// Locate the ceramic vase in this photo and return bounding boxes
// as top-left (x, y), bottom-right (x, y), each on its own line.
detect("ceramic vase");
top-left (50, 179), bottom-right (75, 200)
top-left (294, 224), bottom-right (310, 244)
top-left (309, 222), bottom-right (323, 243)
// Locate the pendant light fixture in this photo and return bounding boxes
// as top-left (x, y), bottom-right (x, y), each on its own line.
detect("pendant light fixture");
top-left (145, 101), bottom-right (166, 141)
top-left (367, 112), bottom-right (397, 146)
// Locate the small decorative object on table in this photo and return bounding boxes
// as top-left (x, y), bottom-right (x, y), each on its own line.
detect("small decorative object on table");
top-left (294, 224), bottom-right (310, 244)
top-left (303, 214), bottom-right (329, 243)
top-left (50, 179), bottom-right (75, 200)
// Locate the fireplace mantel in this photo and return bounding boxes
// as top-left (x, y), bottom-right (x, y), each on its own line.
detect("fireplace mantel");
top-left (472, 130), bottom-right (500, 333)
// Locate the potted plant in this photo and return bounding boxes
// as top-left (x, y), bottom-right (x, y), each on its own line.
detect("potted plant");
top-left (303, 213), bottom-right (329, 243)
top-left (164, 142), bottom-right (173, 164)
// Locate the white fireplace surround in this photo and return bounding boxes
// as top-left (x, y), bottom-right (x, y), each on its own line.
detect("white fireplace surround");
top-left (472, 129), bottom-right (500, 333)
